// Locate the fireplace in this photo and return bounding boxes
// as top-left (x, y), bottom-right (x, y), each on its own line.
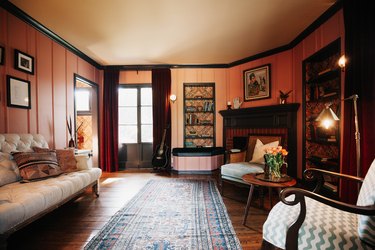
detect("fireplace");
top-left (219, 103), bottom-right (300, 177)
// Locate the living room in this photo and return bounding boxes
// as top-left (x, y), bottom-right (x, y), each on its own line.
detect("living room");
top-left (0, 0), bottom-right (374, 249)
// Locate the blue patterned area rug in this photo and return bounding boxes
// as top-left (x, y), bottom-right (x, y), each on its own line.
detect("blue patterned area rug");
top-left (85, 179), bottom-right (242, 249)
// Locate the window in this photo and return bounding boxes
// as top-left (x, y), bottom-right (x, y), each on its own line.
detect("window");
top-left (75, 88), bottom-right (91, 114)
top-left (118, 86), bottom-right (153, 143)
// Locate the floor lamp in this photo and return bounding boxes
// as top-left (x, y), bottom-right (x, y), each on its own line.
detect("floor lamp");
top-left (316, 94), bottom-right (361, 177)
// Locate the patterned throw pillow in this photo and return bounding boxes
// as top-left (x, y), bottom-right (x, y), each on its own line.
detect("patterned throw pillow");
top-left (250, 139), bottom-right (279, 164)
top-left (357, 159), bottom-right (375, 246)
top-left (33, 147), bottom-right (77, 172)
top-left (56, 149), bottom-right (77, 172)
top-left (12, 151), bottom-right (62, 181)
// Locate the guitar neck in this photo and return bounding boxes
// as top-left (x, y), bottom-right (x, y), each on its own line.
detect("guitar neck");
top-left (160, 128), bottom-right (167, 147)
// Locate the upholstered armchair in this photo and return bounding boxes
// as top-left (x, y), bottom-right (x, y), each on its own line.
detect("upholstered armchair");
top-left (262, 159), bottom-right (375, 250)
top-left (220, 134), bottom-right (282, 194)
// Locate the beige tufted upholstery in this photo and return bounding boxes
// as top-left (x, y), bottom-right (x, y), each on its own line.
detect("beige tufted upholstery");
top-left (0, 133), bottom-right (102, 237)
top-left (0, 134), bottom-right (49, 154)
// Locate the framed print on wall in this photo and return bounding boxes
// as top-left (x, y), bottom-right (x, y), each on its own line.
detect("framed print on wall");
top-left (6, 75), bottom-right (31, 109)
top-left (14, 49), bottom-right (34, 74)
top-left (243, 64), bottom-right (271, 101)
top-left (0, 46), bottom-right (4, 65)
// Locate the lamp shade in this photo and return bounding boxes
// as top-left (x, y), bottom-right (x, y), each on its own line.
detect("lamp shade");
top-left (316, 106), bottom-right (339, 129)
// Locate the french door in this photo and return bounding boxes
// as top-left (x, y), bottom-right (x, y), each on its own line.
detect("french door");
top-left (118, 85), bottom-right (153, 169)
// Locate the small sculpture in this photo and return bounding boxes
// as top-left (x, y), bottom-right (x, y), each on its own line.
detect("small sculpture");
top-left (279, 90), bottom-right (292, 104)
top-left (233, 97), bottom-right (243, 109)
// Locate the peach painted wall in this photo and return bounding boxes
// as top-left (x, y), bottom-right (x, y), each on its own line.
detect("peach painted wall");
top-left (0, 9), bottom-right (103, 148)
top-left (226, 10), bottom-right (344, 178)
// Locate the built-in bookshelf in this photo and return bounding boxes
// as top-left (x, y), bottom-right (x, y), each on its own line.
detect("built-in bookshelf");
top-left (303, 39), bottom-right (341, 198)
top-left (183, 83), bottom-right (215, 148)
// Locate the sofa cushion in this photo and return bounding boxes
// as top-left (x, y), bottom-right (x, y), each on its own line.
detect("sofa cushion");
top-left (221, 162), bottom-right (264, 184)
top-left (12, 151), bottom-right (62, 181)
top-left (250, 139), bottom-right (279, 164)
top-left (0, 168), bottom-right (102, 234)
top-left (56, 149), bottom-right (77, 172)
top-left (357, 159), bottom-right (375, 246)
top-left (0, 153), bottom-right (21, 187)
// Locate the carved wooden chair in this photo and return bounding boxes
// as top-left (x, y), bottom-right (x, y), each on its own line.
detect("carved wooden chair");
top-left (220, 134), bottom-right (282, 194)
top-left (262, 158), bottom-right (375, 250)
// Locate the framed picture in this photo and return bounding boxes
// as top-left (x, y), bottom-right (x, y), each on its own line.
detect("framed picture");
top-left (14, 49), bottom-right (34, 74)
top-left (0, 46), bottom-right (4, 65)
top-left (243, 64), bottom-right (271, 101)
top-left (6, 75), bottom-right (31, 109)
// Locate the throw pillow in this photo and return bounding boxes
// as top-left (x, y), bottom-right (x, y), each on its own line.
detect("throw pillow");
top-left (250, 139), bottom-right (279, 164)
top-left (56, 149), bottom-right (77, 172)
top-left (0, 152), bottom-right (21, 186)
top-left (12, 151), bottom-right (62, 181)
top-left (32, 146), bottom-right (54, 153)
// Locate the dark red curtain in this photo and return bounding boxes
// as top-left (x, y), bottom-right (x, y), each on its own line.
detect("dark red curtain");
top-left (341, 0), bottom-right (375, 203)
top-left (152, 68), bottom-right (171, 156)
top-left (100, 69), bottom-right (119, 172)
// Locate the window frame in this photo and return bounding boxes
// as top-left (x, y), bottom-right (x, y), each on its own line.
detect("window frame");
top-left (118, 84), bottom-right (152, 144)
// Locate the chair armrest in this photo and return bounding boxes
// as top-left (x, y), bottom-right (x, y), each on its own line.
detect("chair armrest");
top-left (75, 155), bottom-right (93, 170)
top-left (226, 151), bottom-right (246, 163)
top-left (278, 187), bottom-right (375, 250)
top-left (304, 168), bottom-right (364, 193)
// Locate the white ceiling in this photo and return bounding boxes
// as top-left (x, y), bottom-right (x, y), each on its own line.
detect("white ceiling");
top-left (9, 0), bottom-right (337, 66)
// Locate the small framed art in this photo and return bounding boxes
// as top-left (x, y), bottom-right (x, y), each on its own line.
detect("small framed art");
top-left (243, 64), bottom-right (271, 101)
top-left (14, 49), bottom-right (34, 74)
top-left (7, 75), bottom-right (31, 109)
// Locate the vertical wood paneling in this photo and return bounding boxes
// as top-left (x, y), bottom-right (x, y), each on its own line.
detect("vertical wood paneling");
top-left (77, 57), bottom-right (95, 82)
top-left (0, 10), bottom-right (103, 149)
top-left (27, 26), bottom-right (37, 134)
top-left (7, 14), bottom-right (28, 133)
top-left (36, 33), bottom-right (53, 146)
top-left (52, 42), bottom-right (67, 149)
top-left (0, 8), bottom-right (7, 133)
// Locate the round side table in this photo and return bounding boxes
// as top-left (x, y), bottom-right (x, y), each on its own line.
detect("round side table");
top-left (241, 173), bottom-right (296, 225)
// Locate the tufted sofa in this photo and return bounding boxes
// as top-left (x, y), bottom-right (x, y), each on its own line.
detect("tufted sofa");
top-left (0, 134), bottom-right (102, 248)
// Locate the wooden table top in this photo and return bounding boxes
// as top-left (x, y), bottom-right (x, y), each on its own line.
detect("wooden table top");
top-left (242, 173), bottom-right (296, 188)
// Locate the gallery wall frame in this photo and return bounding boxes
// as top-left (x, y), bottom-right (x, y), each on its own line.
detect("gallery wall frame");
top-left (6, 75), bottom-right (31, 109)
top-left (14, 49), bottom-right (34, 74)
top-left (243, 64), bottom-right (271, 101)
top-left (0, 46), bottom-right (4, 65)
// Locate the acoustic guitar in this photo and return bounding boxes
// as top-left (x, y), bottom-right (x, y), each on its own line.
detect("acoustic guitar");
top-left (152, 125), bottom-right (169, 170)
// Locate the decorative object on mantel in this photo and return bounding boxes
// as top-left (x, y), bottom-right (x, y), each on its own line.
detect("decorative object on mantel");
top-left (233, 97), bottom-right (243, 109)
top-left (279, 90), bottom-right (292, 104)
top-left (264, 146), bottom-right (288, 178)
top-left (227, 101), bottom-right (231, 109)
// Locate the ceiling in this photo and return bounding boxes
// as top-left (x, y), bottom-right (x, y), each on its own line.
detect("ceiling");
top-left (9, 0), bottom-right (337, 66)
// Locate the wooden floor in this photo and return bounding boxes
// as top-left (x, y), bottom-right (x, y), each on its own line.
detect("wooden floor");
top-left (7, 169), bottom-right (277, 250)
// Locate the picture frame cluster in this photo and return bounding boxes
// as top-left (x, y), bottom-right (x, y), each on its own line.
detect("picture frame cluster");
top-left (0, 46), bottom-right (34, 109)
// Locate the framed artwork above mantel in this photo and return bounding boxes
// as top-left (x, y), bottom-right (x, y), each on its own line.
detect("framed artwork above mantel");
top-left (243, 64), bottom-right (271, 101)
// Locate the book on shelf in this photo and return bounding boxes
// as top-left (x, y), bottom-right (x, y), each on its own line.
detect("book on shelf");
top-left (322, 92), bottom-right (337, 98)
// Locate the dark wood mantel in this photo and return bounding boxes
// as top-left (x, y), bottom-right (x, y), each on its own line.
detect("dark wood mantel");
top-left (219, 103), bottom-right (300, 177)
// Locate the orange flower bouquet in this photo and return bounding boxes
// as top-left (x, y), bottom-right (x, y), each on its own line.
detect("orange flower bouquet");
top-left (264, 146), bottom-right (288, 178)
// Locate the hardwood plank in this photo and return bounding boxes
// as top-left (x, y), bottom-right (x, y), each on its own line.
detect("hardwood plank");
top-left (7, 170), bottom-right (275, 250)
